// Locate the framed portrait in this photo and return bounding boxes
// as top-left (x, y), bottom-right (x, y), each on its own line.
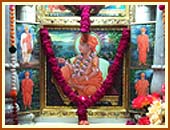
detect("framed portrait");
top-left (40, 26), bottom-right (129, 117)
top-left (130, 23), bottom-right (156, 68)
top-left (36, 5), bottom-right (74, 17)
top-left (35, 4), bottom-right (131, 118)
top-left (16, 23), bottom-right (40, 67)
top-left (36, 5), bottom-right (128, 17)
top-left (17, 69), bottom-right (40, 112)
top-left (129, 69), bottom-right (154, 106)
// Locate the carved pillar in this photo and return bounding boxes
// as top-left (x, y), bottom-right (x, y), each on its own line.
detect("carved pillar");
top-left (150, 6), bottom-right (165, 93)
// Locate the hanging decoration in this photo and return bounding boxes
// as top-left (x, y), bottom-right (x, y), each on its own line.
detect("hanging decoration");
top-left (80, 5), bottom-right (91, 33)
top-left (9, 5), bottom-right (18, 125)
top-left (9, 5), bottom-right (16, 53)
top-left (40, 5), bottom-right (130, 125)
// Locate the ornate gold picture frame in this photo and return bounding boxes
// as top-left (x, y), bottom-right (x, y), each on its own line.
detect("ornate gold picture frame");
top-left (38, 5), bottom-right (131, 118)
top-left (36, 5), bottom-right (130, 26)
top-left (39, 27), bottom-right (129, 118)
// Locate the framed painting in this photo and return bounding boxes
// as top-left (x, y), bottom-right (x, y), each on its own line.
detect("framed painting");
top-left (16, 23), bottom-right (40, 68)
top-left (97, 5), bottom-right (128, 17)
top-left (36, 5), bottom-right (130, 26)
top-left (36, 5), bottom-right (128, 17)
top-left (130, 23), bottom-right (156, 68)
top-left (17, 69), bottom-right (40, 112)
top-left (36, 5), bottom-right (74, 17)
top-left (129, 69), bottom-right (154, 106)
top-left (40, 26), bottom-right (129, 117)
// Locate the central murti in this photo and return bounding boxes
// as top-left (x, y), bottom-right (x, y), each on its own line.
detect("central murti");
top-left (61, 33), bottom-right (103, 97)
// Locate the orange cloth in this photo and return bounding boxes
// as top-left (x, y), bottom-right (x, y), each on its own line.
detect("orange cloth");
top-left (61, 62), bottom-right (103, 97)
top-left (61, 34), bottom-right (102, 96)
top-left (137, 34), bottom-right (149, 64)
top-left (135, 79), bottom-right (149, 96)
top-left (21, 78), bottom-right (34, 107)
top-left (22, 33), bottom-right (32, 51)
top-left (80, 34), bottom-right (98, 52)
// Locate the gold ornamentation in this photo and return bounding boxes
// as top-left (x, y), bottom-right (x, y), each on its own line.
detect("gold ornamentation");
top-left (36, 5), bottom-right (130, 26)
top-left (39, 17), bottom-right (129, 118)
top-left (129, 5), bottom-right (135, 23)
top-left (40, 107), bottom-right (128, 118)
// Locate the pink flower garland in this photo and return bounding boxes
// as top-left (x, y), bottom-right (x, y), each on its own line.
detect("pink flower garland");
top-left (40, 5), bottom-right (130, 122)
top-left (79, 5), bottom-right (91, 33)
top-left (39, 28), bottom-right (129, 122)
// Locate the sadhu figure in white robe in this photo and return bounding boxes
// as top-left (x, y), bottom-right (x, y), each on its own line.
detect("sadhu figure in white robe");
top-left (20, 26), bottom-right (34, 63)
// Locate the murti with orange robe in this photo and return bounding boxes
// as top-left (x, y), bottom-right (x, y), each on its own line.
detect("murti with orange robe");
top-left (61, 34), bottom-right (103, 97)
top-left (135, 73), bottom-right (149, 96)
top-left (21, 71), bottom-right (34, 109)
top-left (137, 28), bottom-right (149, 65)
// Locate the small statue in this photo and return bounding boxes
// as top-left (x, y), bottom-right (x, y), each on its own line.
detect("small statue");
top-left (21, 71), bottom-right (34, 110)
top-left (135, 72), bottom-right (149, 96)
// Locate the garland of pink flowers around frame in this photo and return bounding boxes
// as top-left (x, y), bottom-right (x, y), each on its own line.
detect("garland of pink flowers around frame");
top-left (39, 5), bottom-right (130, 125)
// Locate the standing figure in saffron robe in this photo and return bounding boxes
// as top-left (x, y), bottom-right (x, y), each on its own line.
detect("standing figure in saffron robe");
top-left (60, 33), bottom-right (103, 97)
top-left (137, 27), bottom-right (149, 66)
top-left (21, 71), bottom-right (34, 110)
top-left (135, 72), bottom-right (149, 96)
top-left (20, 26), bottom-right (34, 64)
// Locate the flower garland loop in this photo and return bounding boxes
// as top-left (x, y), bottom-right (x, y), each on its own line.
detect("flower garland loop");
top-left (40, 27), bottom-right (129, 122)
top-left (39, 5), bottom-right (130, 123)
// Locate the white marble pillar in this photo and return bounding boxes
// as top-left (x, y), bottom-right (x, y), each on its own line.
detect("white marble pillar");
top-left (150, 6), bottom-right (165, 93)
